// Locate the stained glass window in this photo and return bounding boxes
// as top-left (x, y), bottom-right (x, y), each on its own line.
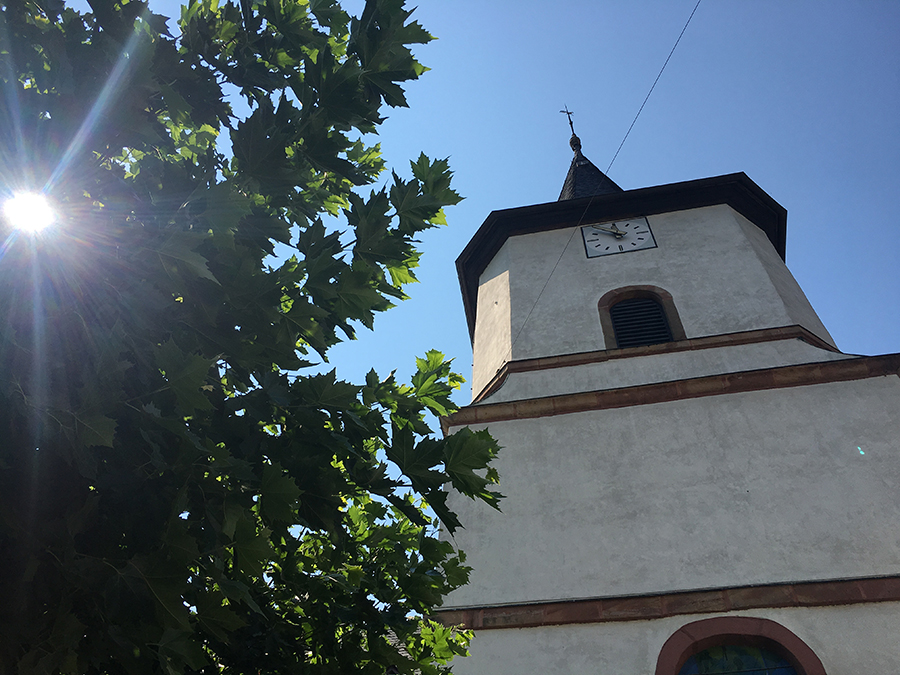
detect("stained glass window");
top-left (677, 645), bottom-right (797, 675)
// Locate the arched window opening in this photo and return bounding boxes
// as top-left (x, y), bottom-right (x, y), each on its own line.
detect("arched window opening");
top-left (678, 645), bottom-right (797, 675)
top-left (656, 617), bottom-right (826, 675)
top-left (609, 296), bottom-right (673, 348)
top-left (598, 286), bottom-right (685, 350)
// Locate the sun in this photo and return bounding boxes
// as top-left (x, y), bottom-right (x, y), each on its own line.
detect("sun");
top-left (3, 192), bottom-right (57, 233)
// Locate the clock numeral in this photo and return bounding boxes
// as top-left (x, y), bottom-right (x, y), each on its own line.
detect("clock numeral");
top-left (618, 244), bottom-right (623, 251)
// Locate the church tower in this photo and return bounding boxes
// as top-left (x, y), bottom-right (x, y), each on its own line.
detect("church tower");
top-left (437, 134), bottom-right (900, 674)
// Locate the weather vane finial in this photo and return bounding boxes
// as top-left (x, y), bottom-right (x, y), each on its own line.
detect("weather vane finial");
top-left (560, 105), bottom-right (581, 153)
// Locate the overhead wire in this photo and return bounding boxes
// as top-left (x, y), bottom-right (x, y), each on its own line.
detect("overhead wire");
top-left (606, 0), bottom-right (703, 173)
top-left (493, 1), bottom-right (703, 383)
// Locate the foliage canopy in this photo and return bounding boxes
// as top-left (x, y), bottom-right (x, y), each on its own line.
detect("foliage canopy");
top-left (0, 0), bottom-right (500, 672)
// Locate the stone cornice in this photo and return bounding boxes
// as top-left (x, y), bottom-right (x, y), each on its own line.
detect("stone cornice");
top-left (443, 349), bottom-right (900, 433)
top-left (434, 575), bottom-right (900, 630)
top-left (471, 325), bottom-right (838, 404)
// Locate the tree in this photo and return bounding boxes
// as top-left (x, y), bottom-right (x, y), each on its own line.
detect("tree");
top-left (0, 0), bottom-right (501, 672)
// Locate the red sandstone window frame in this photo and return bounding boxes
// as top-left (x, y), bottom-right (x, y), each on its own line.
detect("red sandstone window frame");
top-left (598, 285), bottom-right (686, 350)
top-left (655, 616), bottom-right (826, 675)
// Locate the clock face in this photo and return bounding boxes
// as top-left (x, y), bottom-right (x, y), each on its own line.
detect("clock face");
top-left (581, 217), bottom-right (657, 258)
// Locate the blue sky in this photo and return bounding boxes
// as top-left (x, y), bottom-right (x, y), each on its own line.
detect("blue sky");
top-left (334, 0), bottom-right (900, 400)
top-left (68, 1), bottom-right (900, 402)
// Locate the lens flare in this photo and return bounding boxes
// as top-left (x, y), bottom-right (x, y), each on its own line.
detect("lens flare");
top-left (3, 192), bottom-right (56, 233)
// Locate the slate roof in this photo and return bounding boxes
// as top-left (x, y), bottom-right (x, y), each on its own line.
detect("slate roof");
top-left (558, 134), bottom-right (623, 200)
top-left (457, 172), bottom-right (788, 341)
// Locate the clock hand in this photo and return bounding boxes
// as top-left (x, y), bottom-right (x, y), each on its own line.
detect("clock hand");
top-left (591, 225), bottom-right (627, 238)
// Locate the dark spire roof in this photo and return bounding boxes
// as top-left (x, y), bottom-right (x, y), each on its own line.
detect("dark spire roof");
top-left (558, 134), bottom-right (623, 201)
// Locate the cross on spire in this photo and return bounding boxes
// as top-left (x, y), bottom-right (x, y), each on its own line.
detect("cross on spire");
top-left (560, 105), bottom-right (582, 153)
top-left (556, 106), bottom-right (623, 200)
top-left (560, 106), bottom-right (576, 135)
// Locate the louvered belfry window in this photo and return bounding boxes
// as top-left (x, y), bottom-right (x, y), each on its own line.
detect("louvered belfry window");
top-left (609, 296), bottom-right (673, 348)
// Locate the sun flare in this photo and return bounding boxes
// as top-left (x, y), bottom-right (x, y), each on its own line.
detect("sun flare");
top-left (3, 192), bottom-right (57, 233)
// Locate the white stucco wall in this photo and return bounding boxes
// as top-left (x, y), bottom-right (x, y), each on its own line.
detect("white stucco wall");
top-left (469, 205), bottom-right (836, 395)
top-left (445, 376), bottom-right (900, 608)
top-left (448, 602), bottom-right (900, 675)
top-left (472, 241), bottom-right (512, 396)
top-left (734, 210), bottom-right (836, 348)
top-left (453, 201), bottom-right (898, 674)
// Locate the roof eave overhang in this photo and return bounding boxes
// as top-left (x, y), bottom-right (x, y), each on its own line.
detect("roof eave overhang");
top-left (456, 172), bottom-right (787, 342)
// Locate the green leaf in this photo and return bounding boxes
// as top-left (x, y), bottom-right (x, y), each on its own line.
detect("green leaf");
top-left (260, 462), bottom-right (303, 523)
top-left (443, 428), bottom-right (503, 509)
top-left (196, 592), bottom-right (247, 641)
top-left (151, 231), bottom-right (219, 284)
top-left (222, 495), bottom-right (244, 539)
top-left (154, 340), bottom-right (215, 413)
top-left (75, 413), bottom-right (117, 448)
top-left (385, 424), bottom-right (445, 491)
top-left (159, 83), bottom-right (193, 127)
top-left (194, 181), bottom-right (251, 248)
top-left (163, 518), bottom-right (200, 567)
top-left (130, 556), bottom-right (191, 631)
top-left (233, 518), bottom-right (272, 578)
top-left (0, 2), bottom-right (499, 672)
top-left (292, 370), bottom-right (361, 409)
top-left (216, 577), bottom-right (264, 616)
top-left (157, 628), bottom-right (208, 671)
